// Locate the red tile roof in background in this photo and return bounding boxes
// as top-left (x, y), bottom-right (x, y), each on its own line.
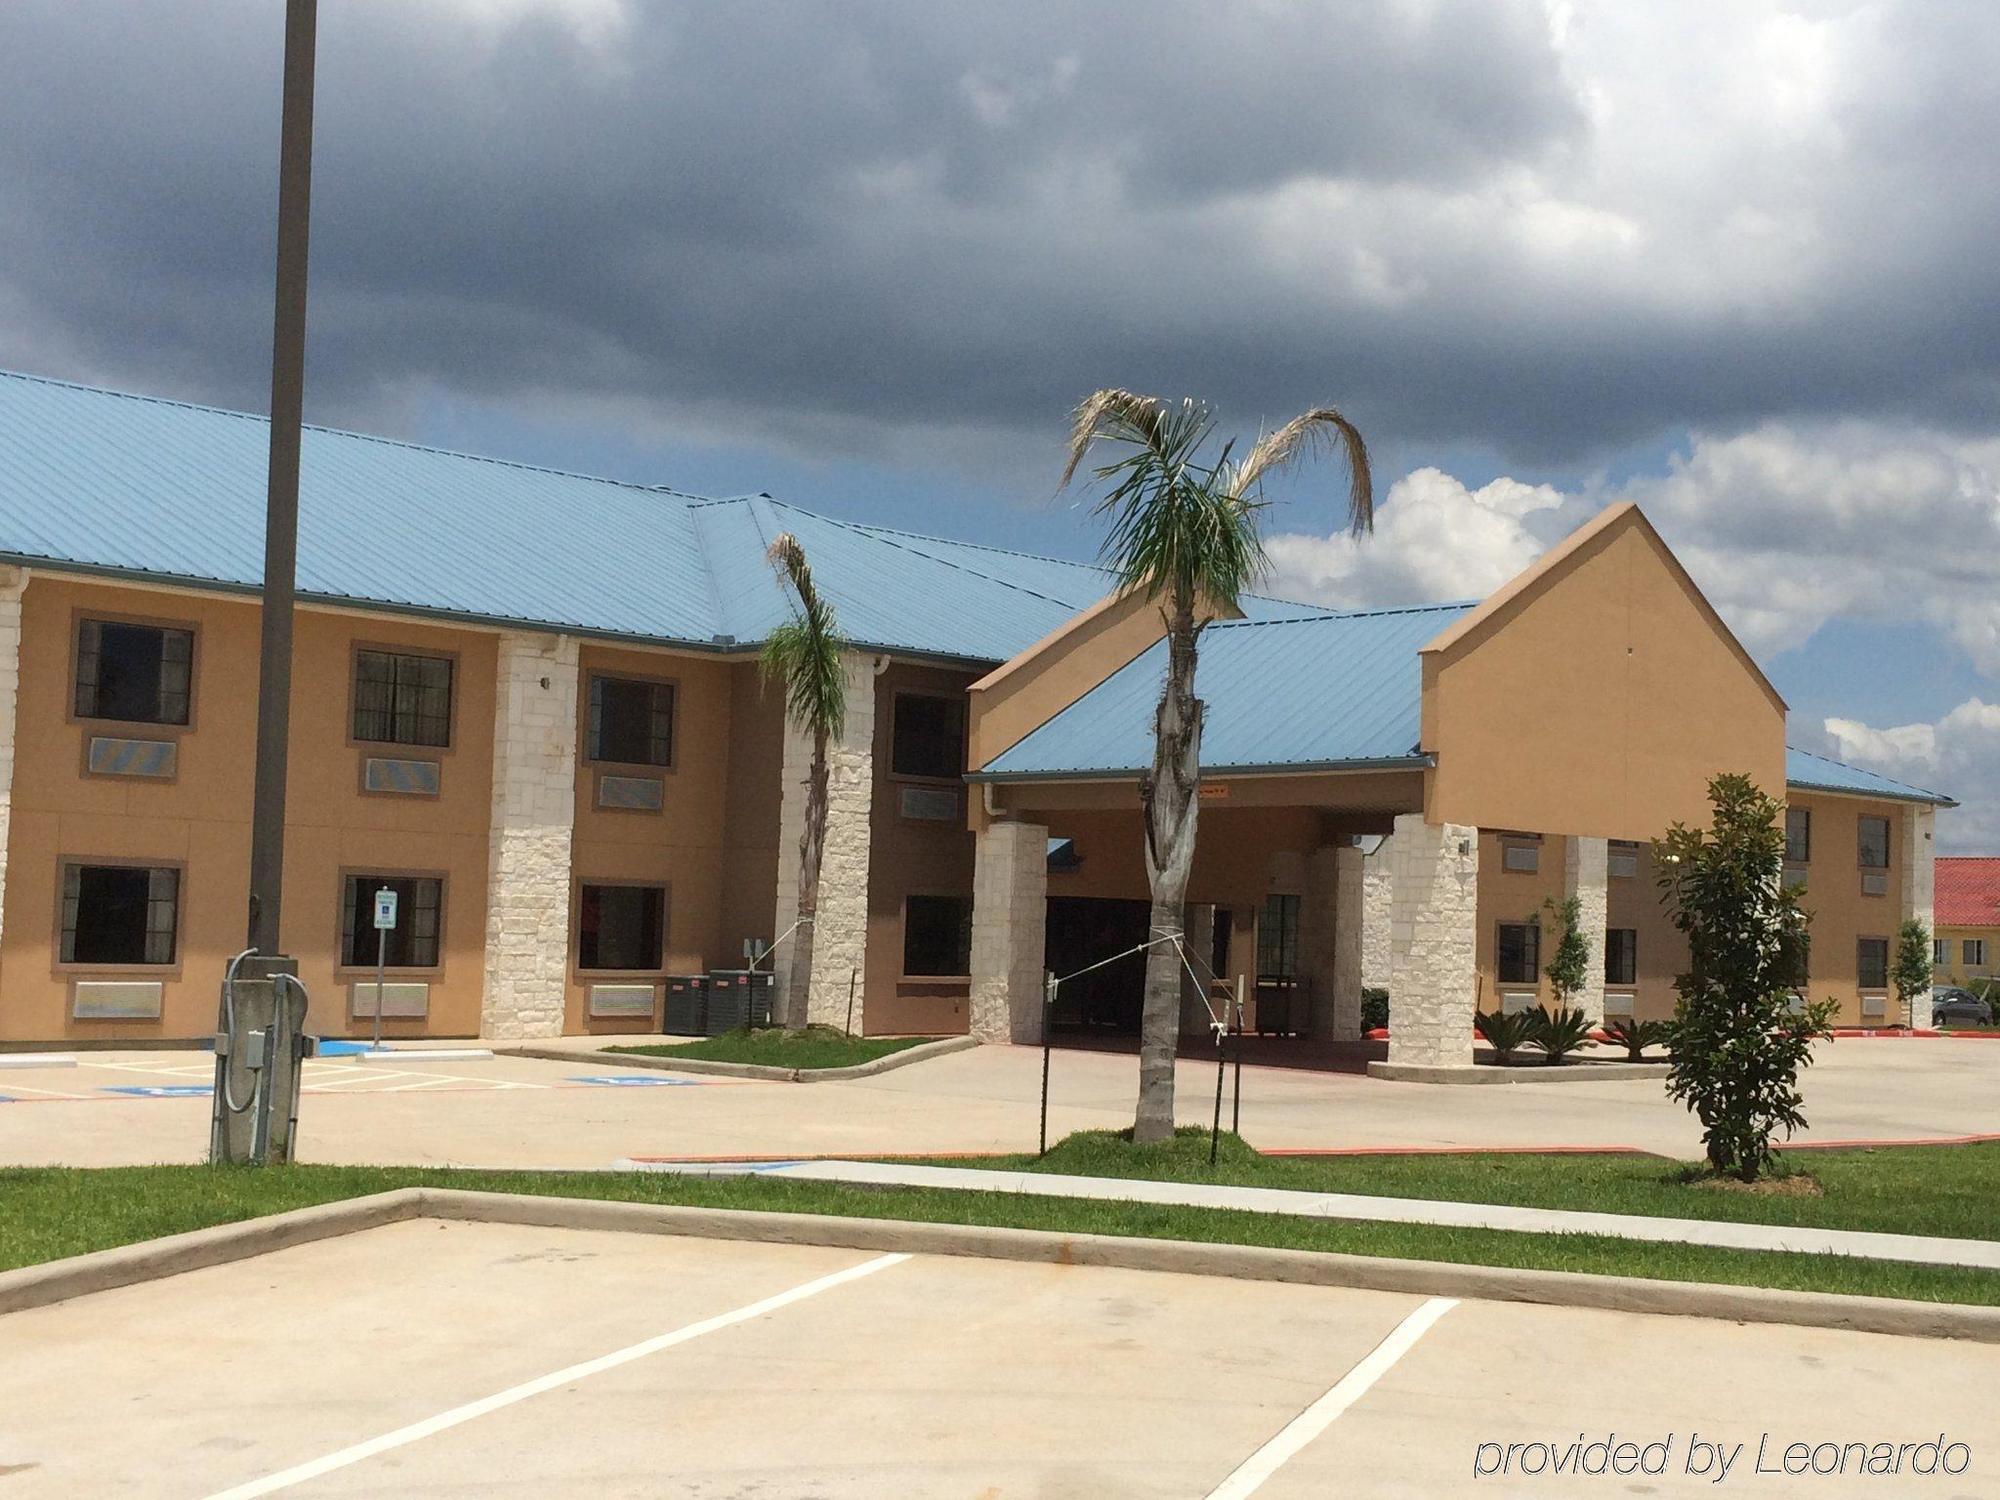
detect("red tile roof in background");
top-left (1936, 857), bottom-right (2000, 928)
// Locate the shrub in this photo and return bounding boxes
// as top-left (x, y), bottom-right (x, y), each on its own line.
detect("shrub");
top-left (1656, 774), bottom-right (1837, 1182)
top-left (1893, 918), bottom-right (1932, 1028)
top-left (1525, 1004), bottom-right (1594, 1063)
top-left (1474, 1007), bottom-right (1537, 1060)
top-left (1542, 896), bottom-right (1589, 1011)
top-left (1360, 988), bottom-right (1389, 1033)
top-left (1602, 1016), bottom-right (1673, 1060)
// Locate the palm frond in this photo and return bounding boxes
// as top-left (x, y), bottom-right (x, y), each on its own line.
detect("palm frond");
top-left (760, 532), bottom-right (846, 738)
top-left (1059, 389), bottom-right (1175, 492)
top-left (1227, 405), bottom-right (1374, 536)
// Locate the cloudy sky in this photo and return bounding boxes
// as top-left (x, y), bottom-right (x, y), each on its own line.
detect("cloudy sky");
top-left (4, 0), bottom-right (1999, 844)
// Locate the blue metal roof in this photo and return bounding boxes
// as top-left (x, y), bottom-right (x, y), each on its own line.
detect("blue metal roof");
top-left (978, 603), bottom-right (1473, 778)
top-left (1785, 747), bottom-right (1955, 807)
top-left (0, 369), bottom-right (1330, 665)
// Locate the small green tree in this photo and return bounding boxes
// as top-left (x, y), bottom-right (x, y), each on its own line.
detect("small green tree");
top-left (1655, 773), bottom-right (1835, 1181)
top-left (1542, 896), bottom-right (1589, 1011)
top-left (1893, 917), bottom-right (1933, 1029)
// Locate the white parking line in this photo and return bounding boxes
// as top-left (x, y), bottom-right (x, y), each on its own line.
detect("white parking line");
top-left (200, 1251), bottom-right (910, 1499)
top-left (1203, 1297), bottom-right (1457, 1500)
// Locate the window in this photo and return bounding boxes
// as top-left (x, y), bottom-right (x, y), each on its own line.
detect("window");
top-left (1608, 840), bottom-right (1640, 879)
top-left (1605, 928), bottom-right (1637, 987)
top-left (1497, 922), bottom-right (1540, 985)
top-left (1784, 807), bottom-right (1811, 864)
top-left (340, 874), bottom-right (442, 968)
top-left (1257, 894), bottom-right (1300, 980)
top-left (60, 863), bottom-right (179, 965)
top-left (1857, 815), bottom-right (1890, 870)
top-left (352, 649), bottom-right (452, 747)
top-left (1857, 937), bottom-right (1889, 990)
top-left (578, 883), bottom-right (666, 971)
top-left (1501, 839), bottom-right (1540, 874)
top-left (74, 618), bottom-right (192, 725)
top-left (902, 895), bottom-right (972, 977)
top-left (1935, 938), bottom-right (1950, 966)
top-left (1966, 939), bottom-right (1988, 968)
top-left (891, 693), bottom-right (966, 780)
top-left (587, 676), bottom-right (673, 767)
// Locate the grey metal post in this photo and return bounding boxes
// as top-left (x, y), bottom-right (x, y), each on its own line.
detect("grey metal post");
top-left (245, 0), bottom-right (318, 954)
top-left (373, 913), bottom-right (387, 1051)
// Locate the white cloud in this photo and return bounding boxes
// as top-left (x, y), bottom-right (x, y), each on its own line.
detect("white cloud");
top-left (1824, 700), bottom-right (2000, 853)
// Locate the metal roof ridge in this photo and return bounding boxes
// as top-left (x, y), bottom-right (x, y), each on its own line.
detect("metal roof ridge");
top-left (1204, 599), bottom-right (1477, 630)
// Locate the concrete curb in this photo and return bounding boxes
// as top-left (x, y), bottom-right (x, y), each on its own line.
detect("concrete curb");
top-left (0, 1188), bottom-right (427, 1316)
top-left (6, 1186), bottom-right (1996, 1344)
top-left (1368, 1060), bottom-right (1670, 1084)
top-left (495, 1033), bottom-right (979, 1083)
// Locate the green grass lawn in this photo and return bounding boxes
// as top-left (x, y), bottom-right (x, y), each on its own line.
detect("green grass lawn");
top-left (3, 1160), bottom-right (1998, 1308)
top-left (606, 1026), bottom-right (938, 1069)
top-left (949, 1129), bottom-right (2000, 1242)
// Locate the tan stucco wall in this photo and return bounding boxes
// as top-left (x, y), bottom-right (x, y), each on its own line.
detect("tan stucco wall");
top-left (715, 661), bottom-right (784, 975)
top-left (563, 642), bottom-right (736, 1034)
top-left (864, 662), bottom-right (979, 1035)
top-left (0, 576), bottom-right (496, 1042)
top-left (1422, 508), bottom-right (1786, 840)
top-left (1934, 925), bottom-right (2000, 985)
top-left (1783, 790), bottom-right (1911, 1025)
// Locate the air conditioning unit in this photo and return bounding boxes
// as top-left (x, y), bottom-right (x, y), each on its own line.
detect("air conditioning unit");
top-left (72, 980), bottom-right (164, 1019)
top-left (87, 736), bottom-right (176, 779)
top-left (1500, 990), bottom-right (1537, 1015)
top-left (1860, 994), bottom-right (1887, 1019)
top-left (1602, 991), bottom-right (1636, 1017)
top-left (597, 774), bottom-right (665, 811)
top-left (350, 981), bottom-right (429, 1019)
top-left (362, 757), bottom-right (441, 796)
top-left (588, 983), bottom-right (657, 1019)
top-left (1861, 872), bottom-right (1888, 897)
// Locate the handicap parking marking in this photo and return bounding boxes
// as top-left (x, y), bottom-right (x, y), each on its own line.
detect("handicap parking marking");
top-left (101, 1084), bottom-right (213, 1098)
top-left (570, 1074), bottom-right (707, 1088)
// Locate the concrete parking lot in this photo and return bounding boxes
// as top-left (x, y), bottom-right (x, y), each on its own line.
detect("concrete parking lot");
top-left (0, 1038), bottom-right (1992, 1170)
top-left (1, 1217), bottom-right (1992, 1498)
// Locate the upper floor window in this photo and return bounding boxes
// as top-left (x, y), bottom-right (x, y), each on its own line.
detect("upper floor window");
top-left (1857, 815), bottom-right (1890, 871)
top-left (1497, 921), bottom-right (1540, 985)
top-left (891, 693), bottom-right (966, 780)
top-left (903, 894), bottom-right (972, 977)
top-left (1857, 936), bottom-right (1889, 990)
top-left (1607, 840), bottom-right (1640, 879)
top-left (340, 874), bottom-right (443, 968)
top-left (1784, 807), bottom-right (1811, 864)
top-left (1257, 894), bottom-right (1300, 980)
top-left (1605, 928), bottom-right (1638, 987)
top-left (60, 861), bottom-right (179, 966)
top-left (1499, 834), bottom-right (1540, 874)
top-left (74, 618), bottom-right (192, 725)
top-left (588, 675), bottom-right (673, 767)
top-left (578, 882), bottom-right (667, 971)
top-left (352, 649), bottom-right (452, 748)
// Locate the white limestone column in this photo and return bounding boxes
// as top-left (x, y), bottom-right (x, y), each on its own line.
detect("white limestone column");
top-left (1386, 815), bottom-right (1479, 1068)
top-left (0, 567), bottom-right (24, 961)
top-left (1360, 835), bottom-right (1393, 991)
top-left (481, 632), bottom-right (581, 1039)
top-left (1903, 805), bottom-right (1937, 1028)
top-left (970, 819), bottom-right (1048, 1043)
top-left (1563, 835), bottom-right (1609, 1024)
top-left (772, 650), bottom-right (878, 1029)
top-left (1332, 843), bottom-right (1365, 1037)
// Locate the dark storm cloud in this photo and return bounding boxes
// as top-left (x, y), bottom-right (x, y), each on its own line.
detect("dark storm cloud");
top-left (3, 0), bottom-right (2000, 472)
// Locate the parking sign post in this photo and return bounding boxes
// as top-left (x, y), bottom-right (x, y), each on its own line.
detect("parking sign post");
top-left (372, 886), bottom-right (397, 1051)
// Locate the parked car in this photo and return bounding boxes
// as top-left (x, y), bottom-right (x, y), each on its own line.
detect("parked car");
top-left (1931, 986), bottom-right (1994, 1026)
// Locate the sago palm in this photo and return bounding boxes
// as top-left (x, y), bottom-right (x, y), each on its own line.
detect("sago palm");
top-left (761, 533), bottom-right (846, 1032)
top-left (1061, 391), bottom-right (1372, 1143)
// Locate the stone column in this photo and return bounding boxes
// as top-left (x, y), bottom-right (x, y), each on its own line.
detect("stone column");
top-left (481, 631), bottom-right (580, 1039)
top-left (1332, 843), bottom-right (1365, 1037)
top-left (1563, 835), bottom-right (1608, 1024)
top-left (1903, 804), bottom-right (1937, 1028)
top-left (0, 568), bottom-right (24, 960)
top-left (1386, 814), bottom-right (1479, 1068)
top-left (970, 819), bottom-right (1048, 1043)
top-left (1360, 835), bottom-right (1393, 991)
top-left (773, 651), bottom-right (878, 1029)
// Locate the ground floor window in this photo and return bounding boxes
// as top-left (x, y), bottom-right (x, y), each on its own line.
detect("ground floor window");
top-left (578, 883), bottom-right (667, 972)
top-left (1496, 921), bottom-right (1539, 985)
top-left (60, 862), bottom-right (180, 966)
top-left (1857, 936), bottom-right (1889, 990)
top-left (1257, 894), bottom-right (1300, 980)
top-left (341, 874), bottom-right (443, 968)
top-left (1966, 939), bottom-right (1988, 968)
top-left (1604, 928), bottom-right (1637, 987)
top-left (902, 895), bottom-right (972, 977)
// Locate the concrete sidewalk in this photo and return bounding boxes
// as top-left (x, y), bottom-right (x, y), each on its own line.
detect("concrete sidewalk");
top-left (627, 1157), bottom-right (2000, 1272)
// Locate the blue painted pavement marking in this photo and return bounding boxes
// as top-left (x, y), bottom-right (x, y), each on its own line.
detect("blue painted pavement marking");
top-left (102, 1084), bottom-right (212, 1098)
top-left (315, 1039), bottom-right (372, 1057)
top-left (569, 1074), bottom-right (704, 1088)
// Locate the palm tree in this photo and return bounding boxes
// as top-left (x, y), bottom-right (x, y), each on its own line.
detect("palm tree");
top-left (1061, 391), bottom-right (1373, 1143)
top-left (762, 533), bottom-right (847, 1032)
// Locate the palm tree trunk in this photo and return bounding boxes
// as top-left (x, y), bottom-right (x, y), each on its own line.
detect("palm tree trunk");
top-left (783, 729), bottom-right (830, 1032)
top-left (1134, 603), bottom-right (1202, 1144)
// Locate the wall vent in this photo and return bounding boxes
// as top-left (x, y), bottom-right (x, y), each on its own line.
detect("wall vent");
top-left (1860, 994), bottom-right (1888, 1019)
top-left (588, 983), bottom-right (657, 1018)
top-left (363, 758), bottom-right (441, 796)
top-left (72, 980), bottom-right (164, 1019)
top-left (87, 736), bottom-right (176, 779)
top-left (349, 981), bottom-right (430, 1018)
top-left (1607, 850), bottom-right (1638, 879)
top-left (1860, 871), bottom-right (1888, 897)
top-left (1499, 990), bottom-right (1537, 1015)
top-left (598, 774), bottom-right (665, 812)
top-left (899, 785), bottom-right (959, 821)
top-left (1602, 991), bottom-right (1636, 1016)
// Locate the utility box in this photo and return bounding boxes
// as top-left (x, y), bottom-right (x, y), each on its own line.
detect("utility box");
top-left (663, 974), bottom-right (707, 1036)
top-left (209, 954), bottom-right (309, 1165)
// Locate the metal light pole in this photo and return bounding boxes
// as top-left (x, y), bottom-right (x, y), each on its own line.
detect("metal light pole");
top-left (211, 0), bottom-right (319, 1166)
